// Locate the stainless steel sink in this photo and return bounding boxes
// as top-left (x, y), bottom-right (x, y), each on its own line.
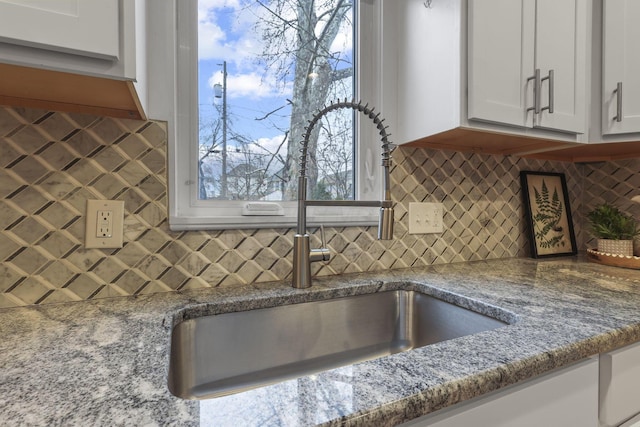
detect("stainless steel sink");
top-left (168, 290), bottom-right (508, 399)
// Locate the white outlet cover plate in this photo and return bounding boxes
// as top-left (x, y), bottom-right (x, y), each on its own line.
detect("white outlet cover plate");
top-left (85, 199), bottom-right (125, 249)
top-left (409, 202), bottom-right (444, 234)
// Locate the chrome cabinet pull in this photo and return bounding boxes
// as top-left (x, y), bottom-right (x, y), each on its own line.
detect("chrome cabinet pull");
top-left (527, 69), bottom-right (541, 114)
top-left (614, 82), bottom-right (623, 122)
top-left (541, 69), bottom-right (554, 113)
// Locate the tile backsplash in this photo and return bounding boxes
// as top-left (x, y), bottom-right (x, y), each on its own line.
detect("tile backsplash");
top-left (0, 105), bottom-right (637, 308)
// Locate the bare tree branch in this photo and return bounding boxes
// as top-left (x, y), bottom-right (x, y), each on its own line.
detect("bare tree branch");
top-left (255, 104), bottom-right (288, 121)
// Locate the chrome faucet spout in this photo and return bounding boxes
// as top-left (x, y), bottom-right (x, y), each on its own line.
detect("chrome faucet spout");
top-left (292, 99), bottom-right (396, 289)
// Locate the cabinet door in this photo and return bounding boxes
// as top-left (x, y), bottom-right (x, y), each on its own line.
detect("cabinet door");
top-left (534, 0), bottom-right (587, 134)
top-left (399, 357), bottom-right (598, 427)
top-left (0, 0), bottom-right (119, 60)
top-left (467, 0), bottom-right (535, 129)
top-left (602, 0), bottom-right (640, 135)
top-left (600, 341), bottom-right (640, 427)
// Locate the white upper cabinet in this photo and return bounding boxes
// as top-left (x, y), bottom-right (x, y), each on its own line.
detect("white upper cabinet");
top-left (602, 0), bottom-right (640, 135)
top-left (0, 0), bottom-right (119, 60)
top-left (534, 0), bottom-right (587, 133)
top-left (0, 0), bottom-right (141, 81)
top-left (386, 0), bottom-right (591, 155)
top-left (468, 0), bottom-right (535, 129)
top-left (0, 0), bottom-right (147, 119)
top-left (468, 0), bottom-right (587, 134)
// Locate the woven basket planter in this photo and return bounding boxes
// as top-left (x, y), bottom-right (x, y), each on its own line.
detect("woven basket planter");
top-left (597, 239), bottom-right (634, 256)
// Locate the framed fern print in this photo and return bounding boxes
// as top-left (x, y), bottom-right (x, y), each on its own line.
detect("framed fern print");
top-left (520, 171), bottom-right (577, 258)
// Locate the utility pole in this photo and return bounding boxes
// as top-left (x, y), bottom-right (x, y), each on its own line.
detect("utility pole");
top-left (214, 61), bottom-right (228, 199)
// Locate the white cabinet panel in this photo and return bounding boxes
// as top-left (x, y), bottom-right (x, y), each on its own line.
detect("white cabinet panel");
top-left (400, 357), bottom-right (598, 427)
top-left (600, 341), bottom-right (640, 427)
top-left (468, 0), bottom-right (587, 135)
top-left (468, 0), bottom-right (535, 128)
top-left (534, 0), bottom-right (587, 133)
top-left (0, 0), bottom-right (119, 60)
top-left (602, 0), bottom-right (640, 135)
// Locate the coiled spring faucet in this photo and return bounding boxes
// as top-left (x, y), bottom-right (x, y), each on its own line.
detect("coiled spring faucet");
top-left (292, 100), bottom-right (396, 288)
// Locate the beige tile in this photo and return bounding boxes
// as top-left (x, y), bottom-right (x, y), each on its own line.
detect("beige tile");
top-left (38, 262), bottom-right (76, 287)
top-left (11, 107), bottom-right (50, 124)
top-left (67, 130), bottom-right (103, 157)
top-left (37, 201), bottom-right (80, 229)
top-left (39, 289), bottom-right (78, 304)
top-left (9, 277), bottom-right (51, 305)
top-left (158, 267), bottom-right (189, 290)
top-left (0, 293), bottom-right (23, 308)
top-left (38, 231), bottom-right (77, 259)
top-left (118, 134), bottom-right (150, 159)
top-left (90, 118), bottom-right (127, 145)
top-left (66, 159), bottom-right (103, 186)
top-left (11, 217), bottom-right (50, 245)
top-left (140, 122), bottom-right (167, 148)
top-left (0, 141), bottom-right (24, 168)
top-left (8, 126), bottom-right (50, 155)
top-left (9, 247), bottom-right (50, 275)
top-left (136, 281), bottom-right (173, 295)
top-left (8, 156), bottom-right (49, 184)
top-left (137, 255), bottom-right (170, 280)
top-left (0, 200), bottom-right (23, 229)
top-left (113, 270), bottom-right (147, 295)
top-left (91, 257), bottom-right (128, 283)
top-left (0, 108), bottom-right (22, 136)
top-left (90, 146), bottom-right (127, 172)
top-left (37, 112), bottom-right (76, 141)
top-left (0, 264), bottom-right (23, 292)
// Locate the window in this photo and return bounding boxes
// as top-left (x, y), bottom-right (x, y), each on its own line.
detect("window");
top-left (161, 0), bottom-right (386, 230)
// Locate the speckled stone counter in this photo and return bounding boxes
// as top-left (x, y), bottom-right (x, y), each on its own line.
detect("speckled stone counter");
top-left (2, 257), bottom-right (640, 426)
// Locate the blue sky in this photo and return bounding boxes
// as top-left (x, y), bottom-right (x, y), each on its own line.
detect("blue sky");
top-left (196, 0), bottom-right (355, 201)
top-left (197, 0), bottom-right (354, 154)
top-left (198, 0), bottom-right (294, 154)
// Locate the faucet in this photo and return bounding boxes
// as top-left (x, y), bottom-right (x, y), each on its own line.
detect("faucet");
top-left (292, 99), bottom-right (395, 288)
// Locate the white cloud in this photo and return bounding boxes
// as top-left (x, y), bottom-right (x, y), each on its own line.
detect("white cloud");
top-left (198, 19), bottom-right (228, 59)
top-left (254, 135), bottom-right (288, 155)
top-left (208, 71), bottom-right (293, 100)
top-left (198, 0), bottom-right (262, 63)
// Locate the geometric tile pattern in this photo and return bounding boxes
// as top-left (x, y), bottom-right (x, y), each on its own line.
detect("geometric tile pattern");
top-left (0, 105), bottom-right (587, 308)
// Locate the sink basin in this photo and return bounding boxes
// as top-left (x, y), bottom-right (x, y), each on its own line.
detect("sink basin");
top-left (168, 290), bottom-right (508, 399)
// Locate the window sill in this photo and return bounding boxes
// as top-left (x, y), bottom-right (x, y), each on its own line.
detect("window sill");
top-left (169, 207), bottom-right (380, 230)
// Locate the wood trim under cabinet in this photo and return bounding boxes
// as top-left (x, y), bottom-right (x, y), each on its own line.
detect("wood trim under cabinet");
top-left (0, 63), bottom-right (145, 120)
top-left (405, 127), bottom-right (640, 163)
top-left (404, 128), bottom-right (577, 157)
top-left (521, 141), bottom-right (640, 163)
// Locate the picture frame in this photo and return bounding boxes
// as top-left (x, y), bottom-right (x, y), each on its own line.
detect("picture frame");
top-left (520, 171), bottom-right (577, 258)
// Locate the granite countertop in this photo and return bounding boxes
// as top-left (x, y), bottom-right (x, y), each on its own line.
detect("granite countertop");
top-left (2, 257), bottom-right (640, 426)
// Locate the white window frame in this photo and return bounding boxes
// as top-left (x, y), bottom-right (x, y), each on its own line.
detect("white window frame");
top-left (147, 0), bottom-right (388, 230)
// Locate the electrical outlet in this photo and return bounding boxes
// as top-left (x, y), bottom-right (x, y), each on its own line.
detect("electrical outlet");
top-left (408, 202), bottom-right (444, 234)
top-left (97, 210), bottom-right (114, 238)
top-left (85, 200), bottom-right (124, 248)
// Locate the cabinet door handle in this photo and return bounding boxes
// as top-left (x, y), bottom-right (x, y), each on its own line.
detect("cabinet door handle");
top-left (527, 69), bottom-right (541, 114)
top-left (614, 82), bottom-right (623, 122)
top-left (541, 70), bottom-right (554, 114)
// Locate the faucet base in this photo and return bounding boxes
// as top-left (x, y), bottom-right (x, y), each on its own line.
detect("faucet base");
top-left (292, 234), bottom-right (312, 288)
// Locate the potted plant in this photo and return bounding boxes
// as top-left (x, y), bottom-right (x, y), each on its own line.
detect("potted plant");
top-left (587, 203), bottom-right (639, 256)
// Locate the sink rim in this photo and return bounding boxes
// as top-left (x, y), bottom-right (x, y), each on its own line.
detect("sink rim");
top-left (168, 281), bottom-right (520, 328)
top-left (167, 284), bottom-right (518, 400)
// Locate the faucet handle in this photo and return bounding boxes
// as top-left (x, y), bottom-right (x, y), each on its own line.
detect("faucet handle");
top-left (309, 225), bottom-right (331, 262)
top-left (319, 224), bottom-right (327, 248)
